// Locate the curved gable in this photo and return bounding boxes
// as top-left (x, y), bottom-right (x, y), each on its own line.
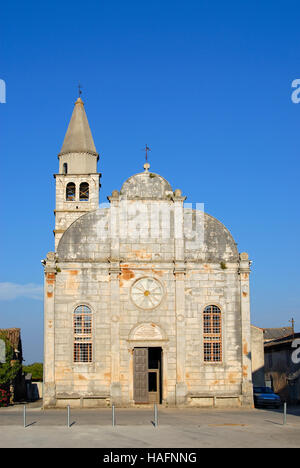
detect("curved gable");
top-left (57, 205), bottom-right (238, 263)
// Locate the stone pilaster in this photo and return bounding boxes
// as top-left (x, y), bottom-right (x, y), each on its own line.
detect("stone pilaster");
top-left (173, 190), bottom-right (188, 405)
top-left (108, 191), bottom-right (122, 404)
top-left (43, 252), bottom-right (57, 407)
top-left (174, 266), bottom-right (187, 405)
top-left (239, 252), bottom-right (254, 407)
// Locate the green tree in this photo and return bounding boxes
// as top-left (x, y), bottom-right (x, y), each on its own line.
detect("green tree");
top-left (0, 335), bottom-right (21, 387)
top-left (23, 363), bottom-right (43, 381)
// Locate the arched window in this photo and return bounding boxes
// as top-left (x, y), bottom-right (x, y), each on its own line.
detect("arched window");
top-left (63, 163), bottom-right (68, 174)
top-left (73, 305), bottom-right (92, 362)
top-left (66, 182), bottom-right (76, 201)
top-left (79, 182), bottom-right (89, 201)
top-left (203, 305), bottom-right (222, 362)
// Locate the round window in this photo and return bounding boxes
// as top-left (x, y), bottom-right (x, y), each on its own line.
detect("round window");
top-left (131, 277), bottom-right (164, 310)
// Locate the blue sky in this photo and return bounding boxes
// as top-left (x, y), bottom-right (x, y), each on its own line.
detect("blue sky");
top-left (0, 0), bottom-right (300, 363)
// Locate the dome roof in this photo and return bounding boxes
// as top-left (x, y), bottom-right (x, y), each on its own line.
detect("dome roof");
top-left (57, 207), bottom-right (239, 263)
top-left (120, 165), bottom-right (173, 200)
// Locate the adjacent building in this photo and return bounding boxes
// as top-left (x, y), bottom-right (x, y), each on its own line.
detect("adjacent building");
top-left (264, 327), bottom-right (300, 404)
top-left (251, 325), bottom-right (265, 387)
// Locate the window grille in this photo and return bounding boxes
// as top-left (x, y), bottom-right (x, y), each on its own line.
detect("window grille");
top-left (79, 182), bottom-right (89, 201)
top-left (73, 305), bottom-right (92, 362)
top-left (66, 182), bottom-right (76, 201)
top-left (203, 305), bottom-right (222, 362)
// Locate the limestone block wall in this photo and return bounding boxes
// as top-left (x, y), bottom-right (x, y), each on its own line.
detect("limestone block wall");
top-left (50, 261), bottom-right (245, 406)
top-left (55, 174), bottom-right (100, 212)
top-left (118, 264), bottom-right (177, 405)
top-left (54, 173), bottom-right (100, 249)
top-left (59, 152), bottom-right (98, 175)
top-left (53, 264), bottom-right (111, 401)
top-left (184, 264), bottom-right (243, 398)
top-left (251, 325), bottom-right (265, 386)
top-left (44, 194), bottom-right (253, 408)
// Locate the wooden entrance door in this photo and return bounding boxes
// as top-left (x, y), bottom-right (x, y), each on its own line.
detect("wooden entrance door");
top-left (148, 369), bottom-right (160, 404)
top-left (133, 348), bottom-right (149, 403)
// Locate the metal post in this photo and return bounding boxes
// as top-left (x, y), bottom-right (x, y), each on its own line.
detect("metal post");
top-left (112, 404), bottom-right (115, 427)
top-left (283, 402), bottom-right (287, 425)
top-left (23, 405), bottom-right (26, 428)
top-left (154, 403), bottom-right (158, 428)
top-left (67, 405), bottom-right (70, 428)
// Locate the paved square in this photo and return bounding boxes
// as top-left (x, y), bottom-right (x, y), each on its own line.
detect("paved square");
top-left (0, 403), bottom-right (299, 448)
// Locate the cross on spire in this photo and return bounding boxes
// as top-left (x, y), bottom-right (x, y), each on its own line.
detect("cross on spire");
top-left (144, 144), bottom-right (151, 162)
top-left (78, 82), bottom-right (82, 98)
top-left (142, 144), bottom-right (151, 172)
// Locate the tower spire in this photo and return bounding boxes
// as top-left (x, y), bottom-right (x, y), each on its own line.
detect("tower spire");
top-left (59, 96), bottom-right (98, 157)
top-left (54, 97), bottom-right (101, 249)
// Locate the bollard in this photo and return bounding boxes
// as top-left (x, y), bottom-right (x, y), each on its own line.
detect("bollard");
top-left (154, 403), bottom-right (158, 428)
top-left (112, 404), bottom-right (116, 427)
top-left (23, 405), bottom-right (26, 428)
top-left (67, 405), bottom-right (70, 428)
top-left (283, 402), bottom-right (287, 425)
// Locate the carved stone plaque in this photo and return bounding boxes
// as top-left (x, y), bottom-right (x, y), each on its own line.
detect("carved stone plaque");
top-left (133, 323), bottom-right (163, 340)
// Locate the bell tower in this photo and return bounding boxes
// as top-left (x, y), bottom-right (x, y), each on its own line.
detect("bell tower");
top-left (54, 97), bottom-right (101, 249)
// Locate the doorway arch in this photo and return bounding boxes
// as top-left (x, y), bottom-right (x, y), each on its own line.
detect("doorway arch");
top-left (127, 322), bottom-right (169, 404)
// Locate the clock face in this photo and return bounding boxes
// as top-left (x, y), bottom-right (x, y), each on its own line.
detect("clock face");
top-left (131, 278), bottom-right (164, 310)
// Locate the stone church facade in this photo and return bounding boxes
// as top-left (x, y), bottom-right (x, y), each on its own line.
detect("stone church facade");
top-left (43, 97), bottom-right (254, 408)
